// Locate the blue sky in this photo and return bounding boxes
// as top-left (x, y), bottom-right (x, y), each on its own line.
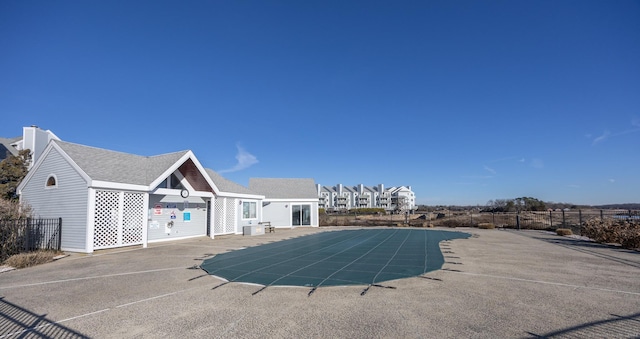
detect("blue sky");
top-left (1, 1), bottom-right (639, 206)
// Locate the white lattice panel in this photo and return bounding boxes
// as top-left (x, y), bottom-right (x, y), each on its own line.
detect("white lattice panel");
top-left (94, 190), bottom-right (119, 248)
top-left (225, 198), bottom-right (237, 233)
top-left (122, 192), bottom-right (144, 245)
top-left (214, 198), bottom-right (225, 234)
top-left (94, 190), bottom-right (145, 249)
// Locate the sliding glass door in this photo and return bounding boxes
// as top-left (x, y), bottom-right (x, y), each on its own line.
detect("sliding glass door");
top-left (292, 204), bottom-right (311, 226)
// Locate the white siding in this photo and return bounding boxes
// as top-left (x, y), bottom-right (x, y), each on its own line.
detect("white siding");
top-left (262, 202), bottom-right (290, 227)
top-left (262, 201), bottom-right (319, 228)
top-left (236, 198), bottom-right (262, 233)
top-left (147, 195), bottom-right (207, 241)
top-left (21, 147), bottom-right (89, 251)
top-left (310, 201), bottom-right (319, 226)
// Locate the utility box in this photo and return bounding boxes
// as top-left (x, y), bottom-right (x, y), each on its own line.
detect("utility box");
top-left (243, 225), bottom-right (265, 236)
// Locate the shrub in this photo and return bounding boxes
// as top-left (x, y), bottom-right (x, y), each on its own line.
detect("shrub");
top-left (0, 199), bottom-right (32, 220)
top-left (556, 228), bottom-right (573, 236)
top-left (581, 218), bottom-right (640, 249)
top-left (1, 200), bottom-right (35, 262)
top-left (3, 250), bottom-right (59, 269)
top-left (438, 219), bottom-right (465, 228)
top-left (478, 223), bottom-right (495, 229)
top-left (348, 208), bottom-right (386, 215)
top-left (620, 232), bottom-right (640, 250)
top-left (408, 218), bottom-right (432, 227)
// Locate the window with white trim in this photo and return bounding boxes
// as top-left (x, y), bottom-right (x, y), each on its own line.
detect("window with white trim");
top-left (242, 201), bottom-right (257, 219)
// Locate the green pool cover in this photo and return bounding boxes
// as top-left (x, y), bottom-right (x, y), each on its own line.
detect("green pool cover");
top-left (200, 228), bottom-right (469, 289)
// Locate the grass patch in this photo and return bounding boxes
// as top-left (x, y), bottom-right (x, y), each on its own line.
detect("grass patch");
top-left (3, 250), bottom-right (61, 269)
top-left (478, 223), bottom-right (495, 229)
top-left (556, 228), bottom-right (573, 236)
top-left (438, 219), bottom-right (466, 228)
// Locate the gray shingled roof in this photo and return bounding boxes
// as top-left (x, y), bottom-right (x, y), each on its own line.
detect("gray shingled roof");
top-left (0, 137), bottom-right (19, 159)
top-left (249, 178), bottom-right (318, 199)
top-left (0, 136), bottom-right (22, 145)
top-left (55, 140), bottom-right (188, 186)
top-left (320, 186), bottom-right (335, 193)
top-left (205, 169), bottom-right (257, 195)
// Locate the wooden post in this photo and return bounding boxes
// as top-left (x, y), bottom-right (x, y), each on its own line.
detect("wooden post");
top-left (579, 210), bottom-right (582, 226)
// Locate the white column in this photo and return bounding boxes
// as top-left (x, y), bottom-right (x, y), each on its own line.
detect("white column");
top-left (209, 197), bottom-right (215, 240)
top-left (86, 188), bottom-right (96, 253)
top-left (142, 192), bottom-right (149, 248)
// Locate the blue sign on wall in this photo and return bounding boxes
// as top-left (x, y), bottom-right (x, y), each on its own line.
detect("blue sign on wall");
top-left (183, 211), bottom-right (191, 222)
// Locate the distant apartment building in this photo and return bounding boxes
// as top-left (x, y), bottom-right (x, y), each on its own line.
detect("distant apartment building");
top-left (0, 125), bottom-right (60, 169)
top-left (316, 184), bottom-right (416, 212)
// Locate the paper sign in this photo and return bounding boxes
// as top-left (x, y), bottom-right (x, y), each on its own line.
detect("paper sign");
top-left (183, 212), bottom-right (191, 222)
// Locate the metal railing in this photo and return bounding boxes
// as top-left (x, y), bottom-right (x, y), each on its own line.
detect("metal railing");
top-left (0, 218), bottom-right (62, 261)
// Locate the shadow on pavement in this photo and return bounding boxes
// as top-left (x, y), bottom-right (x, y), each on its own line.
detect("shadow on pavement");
top-left (526, 312), bottom-right (640, 338)
top-left (517, 231), bottom-right (640, 269)
top-left (0, 296), bottom-right (89, 338)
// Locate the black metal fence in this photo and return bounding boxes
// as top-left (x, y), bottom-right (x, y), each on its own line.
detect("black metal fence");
top-left (446, 210), bottom-right (639, 235)
top-left (0, 218), bottom-right (62, 261)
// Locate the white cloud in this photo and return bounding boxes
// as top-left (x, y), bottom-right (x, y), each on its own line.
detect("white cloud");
top-left (218, 144), bottom-right (259, 173)
top-left (614, 128), bottom-right (640, 137)
top-left (592, 130), bottom-right (610, 145)
top-left (483, 166), bottom-right (496, 175)
top-left (591, 119), bottom-right (640, 145)
top-left (609, 178), bottom-right (615, 183)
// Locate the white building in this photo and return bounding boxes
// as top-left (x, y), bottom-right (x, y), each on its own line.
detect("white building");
top-left (249, 178), bottom-right (319, 228)
top-left (11, 126), bottom-right (319, 253)
top-left (0, 125), bottom-right (60, 168)
top-left (317, 184), bottom-right (416, 212)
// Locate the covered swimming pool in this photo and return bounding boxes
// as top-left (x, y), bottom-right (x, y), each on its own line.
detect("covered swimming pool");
top-left (200, 228), bottom-right (470, 291)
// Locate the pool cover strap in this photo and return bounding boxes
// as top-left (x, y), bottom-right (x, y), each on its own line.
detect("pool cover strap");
top-left (200, 229), bottom-right (470, 290)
